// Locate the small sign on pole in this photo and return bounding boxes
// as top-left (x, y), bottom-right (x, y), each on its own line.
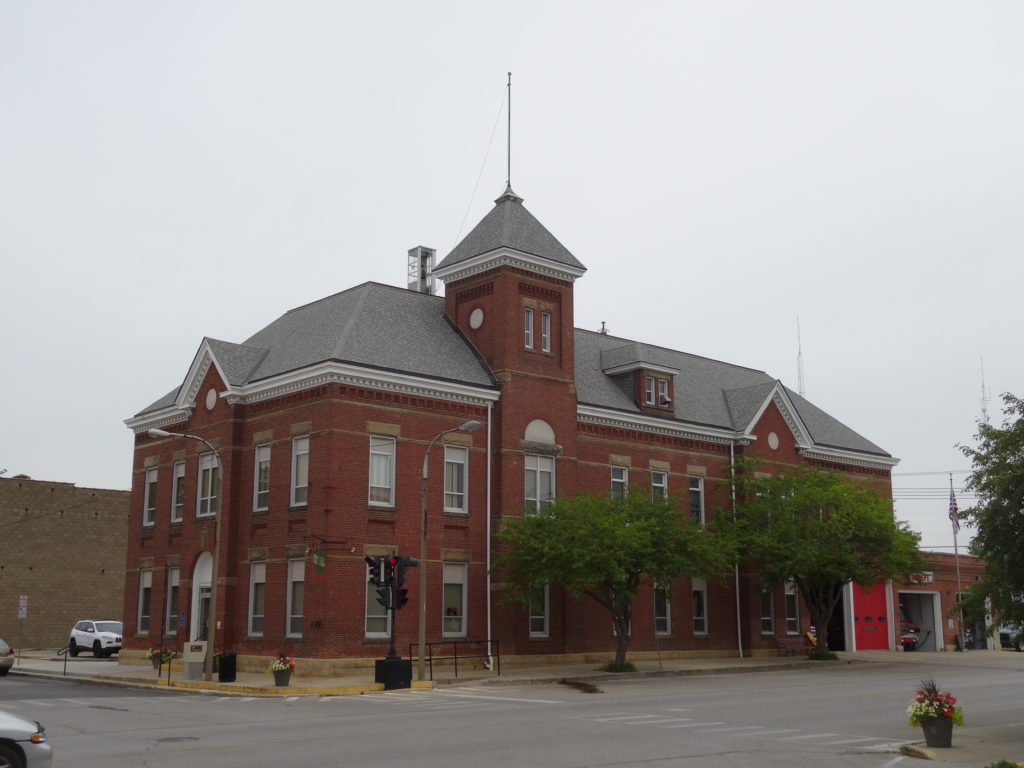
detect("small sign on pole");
top-left (1011, 593), bottom-right (1024, 604)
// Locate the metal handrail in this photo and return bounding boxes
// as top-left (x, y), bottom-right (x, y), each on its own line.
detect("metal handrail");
top-left (407, 639), bottom-right (500, 681)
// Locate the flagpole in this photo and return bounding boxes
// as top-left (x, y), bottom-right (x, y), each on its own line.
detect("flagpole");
top-left (951, 474), bottom-right (965, 651)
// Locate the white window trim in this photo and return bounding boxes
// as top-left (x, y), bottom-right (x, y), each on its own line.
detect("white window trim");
top-left (651, 470), bottom-right (668, 500)
top-left (164, 567), bottom-right (180, 635)
top-left (197, 452), bottom-right (218, 517)
top-left (611, 466), bottom-right (628, 500)
top-left (368, 435), bottom-right (396, 507)
top-left (654, 584), bottom-right (671, 636)
top-left (253, 444), bottom-right (271, 512)
top-left (442, 562), bottom-right (468, 638)
top-left (365, 581), bottom-right (392, 638)
top-left (541, 311), bottom-right (551, 353)
top-left (658, 377), bottom-right (669, 406)
top-left (529, 584), bottom-right (550, 638)
top-left (138, 570), bottom-right (152, 634)
top-left (143, 468), bottom-right (158, 526)
top-left (689, 476), bottom-right (705, 523)
top-left (692, 576), bottom-right (708, 635)
top-left (171, 461), bottom-right (185, 523)
top-left (248, 562), bottom-right (266, 637)
top-left (286, 558), bottom-right (304, 638)
top-left (760, 590), bottom-right (775, 635)
top-left (644, 376), bottom-right (655, 405)
top-left (785, 579), bottom-right (800, 635)
top-left (524, 307), bottom-right (534, 349)
top-left (524, 454), bottom-right (555, 514)
top-left (443, 444), bottom-right (469, 513)
top-left (291, 436), bottom-right (309, 507)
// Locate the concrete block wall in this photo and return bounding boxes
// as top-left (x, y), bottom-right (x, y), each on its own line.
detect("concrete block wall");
top-left (0, 476), bottom-right (129, 649)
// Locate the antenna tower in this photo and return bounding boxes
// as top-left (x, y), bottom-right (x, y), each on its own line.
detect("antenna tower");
top-left (980, 357), bottom-right (991, 424)
top-left (796, 316), bottom-right (805, 397)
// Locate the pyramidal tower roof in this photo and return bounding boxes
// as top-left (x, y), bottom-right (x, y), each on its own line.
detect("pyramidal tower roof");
top-left (434, 186), bottom-right (587, 280)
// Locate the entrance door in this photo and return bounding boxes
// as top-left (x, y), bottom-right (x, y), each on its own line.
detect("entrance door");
top-left (851, 582), bottom-right (890, 650)
top-left (191, 552), bottom-right (213, 641)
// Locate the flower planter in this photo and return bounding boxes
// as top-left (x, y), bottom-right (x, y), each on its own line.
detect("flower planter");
top-left (272, 669), bottom-right (292, 687)
top-left (151, 657), bottom-right (161, 670)
top-left (921, 717), bottom-right (953, 748)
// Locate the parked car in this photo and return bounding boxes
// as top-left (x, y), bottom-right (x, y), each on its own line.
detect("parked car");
top-left (0, 638), bottom-right (13, 676)
top-left (999, 623), bottom-right (1023, 651)
top-left (68, 620), bottom-right (122, 658)
top-left (0, 709), bottom-right (52, 768)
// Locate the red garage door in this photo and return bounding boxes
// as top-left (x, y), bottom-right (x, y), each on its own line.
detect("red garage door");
top-left (851, 582), bottom-right (890, 650)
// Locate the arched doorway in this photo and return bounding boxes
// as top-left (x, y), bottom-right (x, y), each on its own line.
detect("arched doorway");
top-left (191, 552), bottom-right (213, 642)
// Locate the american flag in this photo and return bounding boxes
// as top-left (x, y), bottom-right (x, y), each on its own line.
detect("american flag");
top-left (949, 487), bottom-right (961, 534)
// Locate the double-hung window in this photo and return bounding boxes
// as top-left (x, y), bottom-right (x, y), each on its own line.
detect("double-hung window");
top-left (138, 570), bottom-right (152, 633)
top-left (760, 590), bottom-right (775, 634)
top-left (540, 311), bottom-right (551, 353)
top-left (442, 563), bottom-right (467, 637)
top-left (368, 436), bottom-right (395, 506)
top-left (291, 436), bottom-right (309, 507)
top-left (658, 378), bottom-right (670, 406)
top-left (366, 576), bottom-right (391, 637)
top-left (444, 445), bottom-right (468, 512)
top-left (253, 444), bottom-right (271, 511)
top-left (287, 559), bottom-right (304, 637)
top-left (610, 466), bottom-right (628, 500)
top-left (688, 477), bottom-right (704, 523)
top-left (165, 567), bottom-right (179, 634)
top-left (197, 453), bottom-right (219, 517)
top-left (529, 584), bottom-right (549, 637)
top-left (143, 468), bottom-right (158, 526)
top-left (171, 461), bottom-right (185, 522)
top-left (651, 471), bottom-right (668, 500)
top-left (524, 455), bottom-right (555, 513)
top-left (785, 580), bottom-right (800, 634)
top-left (524, 307), bottom-right (534, 349)
top-left (644, 376), bottom-right (655, 405)
top-left (248, 562), bottom-right (266, 636)
top-left (654, 585), bottom-right (671, 636)
top-left (692, 576), bottom-right (708, 635)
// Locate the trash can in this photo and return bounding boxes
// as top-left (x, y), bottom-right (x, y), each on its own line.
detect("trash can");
top-left (217, 651), bottom-right (237, 683)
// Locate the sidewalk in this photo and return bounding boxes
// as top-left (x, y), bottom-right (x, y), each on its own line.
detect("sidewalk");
top-left (8, 648), bottom-right (1024, 767)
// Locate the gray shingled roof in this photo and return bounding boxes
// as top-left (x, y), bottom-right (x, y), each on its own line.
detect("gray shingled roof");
top-left (575, 329), bottom-right (889, 457)
top-left (134, 283), bottom-right (496, 416)
top-left (436, 187), bottom-right (586, 272)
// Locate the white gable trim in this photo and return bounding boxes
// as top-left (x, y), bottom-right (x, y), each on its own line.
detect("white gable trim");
top-left (176, 339), bottom-right (230, 412)
top-left (742, 382), bottom-right (814, 447)
top-left (434, 247), bottom-right (586, 285)
top-left (800, 446), bottom-right (900, 470)
top-left (578, 404), bottom-right (742, 445)
top-left (125, 361), bottom-right (499, 434)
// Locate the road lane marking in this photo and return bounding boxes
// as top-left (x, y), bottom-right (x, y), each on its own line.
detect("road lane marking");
top-left (824, 736), bottom-right (889, 745)
top-left (777, 732), bottom-right (840, 741)
top-left (737, 729), bottom-right (798, 737)
top-left (429, 691), bottom-right (561, 704)
top-left (663, 721), bottom-right (727, 728)
top-left (699, 725), bottom-right (774, 733)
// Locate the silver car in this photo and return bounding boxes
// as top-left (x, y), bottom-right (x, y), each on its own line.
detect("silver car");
top-left (0, 710), bottom-right (52, 768)
top-left (0, 638), bottom-right (13, 676)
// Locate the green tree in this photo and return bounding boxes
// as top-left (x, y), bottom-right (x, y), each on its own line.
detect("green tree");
top-left (722, 460), bottom-right (921, 657)
top-left (493, 490), bottom-right (732, 668)
top-left (960, 393), bottom-right (1024, 622)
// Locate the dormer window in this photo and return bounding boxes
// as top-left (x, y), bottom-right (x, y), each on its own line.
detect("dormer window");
top-left (645, 376), bottom-right (655, 405)
top-left (658, 378), bottom-right (671, 407)
top-left (643, 375), bottom-right (672, 408)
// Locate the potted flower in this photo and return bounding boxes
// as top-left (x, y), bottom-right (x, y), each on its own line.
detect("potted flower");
top-left (907, 678), bottom-right (964, 747)
top-left (145, 647), bottom-right (171, 669)
top-left (267, 652), bottom-right (295, 687)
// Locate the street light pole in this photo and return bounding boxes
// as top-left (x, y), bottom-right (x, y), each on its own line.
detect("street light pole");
top-left (418, 419), bottom-right (481, 682)
top-left (148, 428), bottom-right (222, 681)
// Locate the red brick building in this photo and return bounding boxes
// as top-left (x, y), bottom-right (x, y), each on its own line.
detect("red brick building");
top-left (123, 186), bottom-right (900, 672)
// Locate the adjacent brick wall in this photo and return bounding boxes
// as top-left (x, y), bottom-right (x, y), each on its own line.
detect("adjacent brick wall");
top-left (0, 477), bottom-right (129, 649)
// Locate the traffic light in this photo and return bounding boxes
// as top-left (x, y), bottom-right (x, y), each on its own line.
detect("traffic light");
top-left (396, 588), bottom-right (409, 608)
top-left (365, 556), bottom-right (383, 587)
top-left (396, 556), bottom-right (418, 587)
top-left (376, 584), bottom-right (393, 610)
top-left (384, 555), bottom-right (399, 587)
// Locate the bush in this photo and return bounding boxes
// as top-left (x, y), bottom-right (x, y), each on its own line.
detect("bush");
top-left (599, 661), bottom-right (636, 673)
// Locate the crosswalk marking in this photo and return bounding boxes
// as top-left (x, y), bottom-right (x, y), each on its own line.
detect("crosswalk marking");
top-left (663, 721), bottom-right (726, 729)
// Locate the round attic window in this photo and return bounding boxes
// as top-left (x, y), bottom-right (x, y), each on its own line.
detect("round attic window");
top-left (469, 307), bottom-right (484, 329)
top-left (205, 388), bottom-right (217, 411)
top-left (767, 432), bottom-right (780, 451)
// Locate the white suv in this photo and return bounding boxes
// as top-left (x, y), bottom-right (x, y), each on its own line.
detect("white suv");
top-left (68, 620), bottom-right (122, 658)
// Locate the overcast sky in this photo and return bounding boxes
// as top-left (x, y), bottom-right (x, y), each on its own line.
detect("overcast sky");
top-left (3, 2), bottom-right (1020, 553)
